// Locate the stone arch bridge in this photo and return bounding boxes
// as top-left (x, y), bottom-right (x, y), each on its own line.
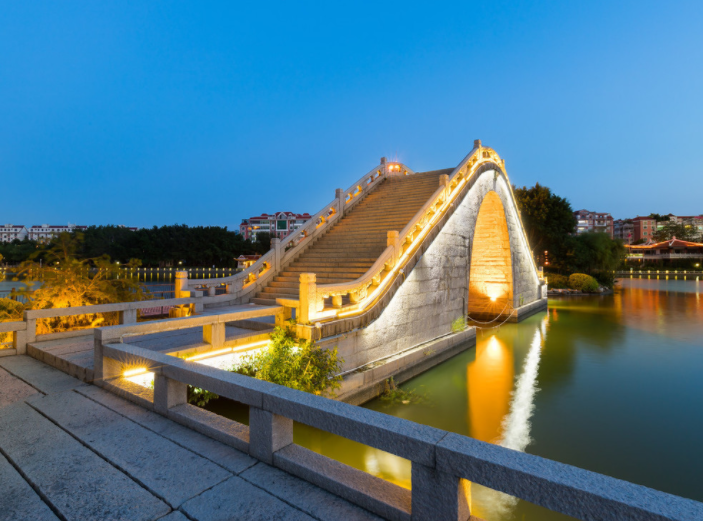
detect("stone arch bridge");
top-left (176, 140), bottom-right (547, 401)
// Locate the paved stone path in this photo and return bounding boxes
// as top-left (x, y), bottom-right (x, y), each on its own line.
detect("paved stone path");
top-left (0, 356), bottom-right (381, 521)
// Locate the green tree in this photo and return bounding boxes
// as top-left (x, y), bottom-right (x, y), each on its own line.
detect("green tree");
top-left (513, 183), bottom-right (576, 270)
top-left (652, 221), bottom-right (698, 242)
top-left (232, 327), bottom-right (343, 396)
top-left (15, 232), bottom-right (146, 334)
top-left (648, 213), bottom-right (670, 223)
top-left (568, 232), bottom-right (626, 286)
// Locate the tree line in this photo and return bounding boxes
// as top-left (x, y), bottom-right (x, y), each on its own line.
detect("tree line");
top-left (513, 183), bottom-right (626, 287)
top-left (0, 225), bottom-right (273, 267)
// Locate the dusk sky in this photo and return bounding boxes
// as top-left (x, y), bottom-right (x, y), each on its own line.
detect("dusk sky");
top-left (2, 1), bottom-right (702, 228)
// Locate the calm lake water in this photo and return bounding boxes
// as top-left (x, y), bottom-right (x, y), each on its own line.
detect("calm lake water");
top-left (208, 277), bottom-right (703, 519)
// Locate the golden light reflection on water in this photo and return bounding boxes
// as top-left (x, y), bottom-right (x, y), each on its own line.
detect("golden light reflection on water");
top-left (468, 334), bottom-right (514, 444)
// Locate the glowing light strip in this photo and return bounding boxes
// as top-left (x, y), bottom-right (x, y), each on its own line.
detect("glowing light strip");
top-left (183, 339), bottom-right (270, 362)
top-left (334, 148), bottom-right (537, 321)
top-left (123, 367), bottom-right (148, 377)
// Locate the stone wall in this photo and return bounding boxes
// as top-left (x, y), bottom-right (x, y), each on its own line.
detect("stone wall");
top-left (320, 168), bottom-right (542, 373)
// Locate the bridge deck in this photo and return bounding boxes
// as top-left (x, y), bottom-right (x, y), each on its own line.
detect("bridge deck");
top-left (0, 355), bottom-right (380, 521)
top-left (27, 304), bottom-right (276, 383)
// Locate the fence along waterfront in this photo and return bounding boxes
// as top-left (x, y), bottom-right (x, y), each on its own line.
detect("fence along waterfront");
top-left (94, 321), bottom-right (703, 521)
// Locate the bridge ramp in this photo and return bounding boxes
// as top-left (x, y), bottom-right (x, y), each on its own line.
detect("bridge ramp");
top-left (252, 170), bottom-right (450, 305)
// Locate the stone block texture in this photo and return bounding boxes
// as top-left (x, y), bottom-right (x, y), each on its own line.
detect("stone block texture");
top-left (326, 169), bottom-right (541, 372)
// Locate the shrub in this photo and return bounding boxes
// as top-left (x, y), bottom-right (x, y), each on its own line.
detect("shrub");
top-left (451, 316), bottom-right (467, 332)
top-left (231, 327), bottom-right (343, 396)
top-left (0, 298), bottom-right (26, 345)
top-left (547, 273), bottom-right (569, 289)
top-left (568, 273), bottom-right (599, 293)
top-left (592, 270), bottom-right (616, 289)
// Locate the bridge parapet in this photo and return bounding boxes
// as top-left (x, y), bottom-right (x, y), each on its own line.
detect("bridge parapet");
top-left (176, 160), bottom-right (415, 304)
top-left (94, 338), bottom-right (703, 521)
top-left (296, 142), bottom-right (535, 337)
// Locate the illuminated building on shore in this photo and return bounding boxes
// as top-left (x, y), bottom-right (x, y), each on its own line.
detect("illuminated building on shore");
top-left (239, 212), bottom-right (311, 240)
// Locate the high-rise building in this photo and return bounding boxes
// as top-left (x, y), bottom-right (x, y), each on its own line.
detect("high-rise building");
top-left (630, 216), bottom-right (657, 243)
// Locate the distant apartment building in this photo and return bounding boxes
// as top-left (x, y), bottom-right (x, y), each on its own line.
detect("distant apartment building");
top-left (239, 212), bottom-right (312, 240)
top-left (630, 216), bottom-right (657, 243)
top-left (0, 224), bottom-right (28, 243)
top-left (613, 219), bottom-right (635, 244)
top-left (658, 214), bottom-right (703, 241)
top-left (28, 224), bottom-right (88, 242)
top-left (573, 209), bottom-right (614, 238)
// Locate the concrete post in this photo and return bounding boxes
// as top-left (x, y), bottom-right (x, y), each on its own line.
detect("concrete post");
top-left (331, 295), bottom-right (343, 308)
top-left (153, 374), bottom-right (188, 415)
top-left (25, 317), bottom-right (36, 344)
top-left (380, 156), bottom-right (387, 175)
top-left (175, 270), bottom-right (189, 299)
top-left (387, 230), bottom-right (401, 267)
top-left (203, 322), bottom-right (225, 348)
top-left (271, 237), bottom-right (281, 272)
top-left (440, 174), bottom-right (450, 201)
top-left (473, 139), bottom-right (481, 149)
top-left (119, 308), bottom-right (137, 325)
top-left (411, 462), bottom-right (471, 521)
top-left (299, 273), bottom-right (318, 324)
top-left (93, 335), bottom-right (122, 385)
top-left (248, 407), bottom-right (293, 465)
top-left (13, 330), bottom-right (27, 355)
top-left (335, 188), bottom-right (345, 217)
top-left (207, 286), bottom-right (216, 297)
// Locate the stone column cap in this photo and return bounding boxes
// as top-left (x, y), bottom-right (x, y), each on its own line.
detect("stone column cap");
top-left (299, 273), bottom-right (316, 283)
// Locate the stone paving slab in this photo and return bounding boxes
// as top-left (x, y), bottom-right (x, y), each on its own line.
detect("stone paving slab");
top-left (241, 462), bottom-right (383, 521)
top-left (76, 384), bottom-right (257, 474)
top-left (0, 366), bottom-right (38, 409)
top-left (29, 390), bottom-right (232, 508)
top-left (0, 451), bottom-right (59, 521)
top-left (0, 401), bottom-right (170, 521)
top-left (0, 355), bottom-right (83, 394)
top-left (157, 512), bottom-right (190, 521)
top-left (180, 475), bottom-right (315, 521)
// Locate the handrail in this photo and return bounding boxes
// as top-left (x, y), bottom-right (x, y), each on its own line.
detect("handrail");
top-left (24, 296), bottom-right (199, 320)
top-left (96, 340), bottom-right (703, 521)
top-left (180, 160), bottom-right (413, 297)
top-left (304, 143), bottom-right (519, 323)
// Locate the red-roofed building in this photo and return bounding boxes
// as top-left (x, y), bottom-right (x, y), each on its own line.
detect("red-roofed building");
top-left (626, 238), bottom-right (703, 263)
top-left (239, 212), bottom-right (312, 240)
top-left (630, 216), bottom-right (657, 243)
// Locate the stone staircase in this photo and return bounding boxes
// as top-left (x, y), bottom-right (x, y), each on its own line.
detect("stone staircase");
top-left (251, 169), bottom-right (453, 306)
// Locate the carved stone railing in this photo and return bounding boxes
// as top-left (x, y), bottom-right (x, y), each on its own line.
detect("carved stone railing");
top-left (177, 158), bottom-right (414, 304)
top-left (298, 140), bottom-right (540, 327)
top-left (95, 339), bottom-right (703, 521)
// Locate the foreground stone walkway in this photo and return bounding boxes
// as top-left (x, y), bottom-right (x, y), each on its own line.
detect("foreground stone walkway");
top-left (0, 356), bottom-right (381, 521)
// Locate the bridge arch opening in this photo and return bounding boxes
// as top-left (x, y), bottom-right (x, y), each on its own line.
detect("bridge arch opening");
top-left (468, 190), bottom-right (513, 319)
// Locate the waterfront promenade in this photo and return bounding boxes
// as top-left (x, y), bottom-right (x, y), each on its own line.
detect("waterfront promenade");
top-left (0, 355), bottom-right (381, 521)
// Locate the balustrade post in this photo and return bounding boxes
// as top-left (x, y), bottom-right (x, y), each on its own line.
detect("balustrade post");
top-left (411, 462), bottom-right (471, 521)
top-left (299, 273), bottom-right (319, 324)
top-left (203, 322), bottom-right (225, 348)
top-left (440, 173), bottom-right (450, 201)
top-left (335, 188), bottom-right (345, 217)
top-left (24, 313), bottom-right (36, 344)
top-left (249, 407), bottom-right (293, 465)
top-left (207, 286), bottom-right (216, 297)
top-left (93, 333), bottom-right (122, 385)
top-left (387, 230), bottom-right (401, 267)
top-left (175, 270), bottom-right (189, 299)
top-left (13, 329), bottom-right (27, 355)
top-left (271, 238), bottom-right (281, 272)
top-left (119, 308), bottom-right (137, 325)
top-left (227, 277), bottom-right (244, 295)
top-left (331, 295), bottom-right (343, 308)
top-left (153, 374), bottom-right (187, 415)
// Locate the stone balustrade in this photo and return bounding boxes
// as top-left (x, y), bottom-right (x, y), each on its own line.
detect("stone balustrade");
top-left (297, 141), bottom-right (539, 330)
top-left (175, 161), bottom-right (395, 304)
top-left (94, 339), bottom-right (703, 521)
top-left (0, 320), bottom-right (28, 356)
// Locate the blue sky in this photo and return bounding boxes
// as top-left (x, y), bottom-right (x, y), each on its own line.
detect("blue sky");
top-left (2, 1), bottom-right (702, 227)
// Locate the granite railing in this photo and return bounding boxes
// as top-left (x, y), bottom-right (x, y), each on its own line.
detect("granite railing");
top-left (0, 320), bottom-right (27, 357)
top-left (176, 160), bottom-right (411, 303)
top-left (298, 140), bottom-right (541, 327)
top-left (94, 338), bottom-right (703, 521)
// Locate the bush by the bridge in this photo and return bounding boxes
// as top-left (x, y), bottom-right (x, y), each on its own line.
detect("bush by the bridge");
top-left (0, 297), bottom-right (26, 345)
top-left (547, 273), bottom-right (569, 289)
top-left (568, 273), bottom-right (600, 293)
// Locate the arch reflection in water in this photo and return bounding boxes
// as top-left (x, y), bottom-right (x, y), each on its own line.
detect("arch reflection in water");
top-left (471, 315), bottom-right (547, 518)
